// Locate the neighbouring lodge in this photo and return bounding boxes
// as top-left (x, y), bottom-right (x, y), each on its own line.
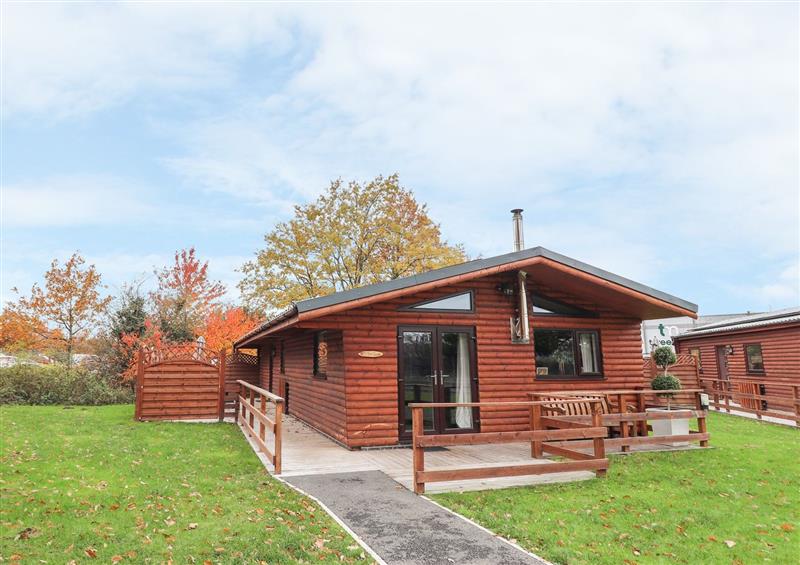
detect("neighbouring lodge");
top-left (233, 210), bottom-right (700, 448)
top-left (674, 307), bottom-right (800, 414)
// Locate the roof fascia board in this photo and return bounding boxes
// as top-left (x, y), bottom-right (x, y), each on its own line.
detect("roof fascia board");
top-left (675, 320), bottom-right (800, 341)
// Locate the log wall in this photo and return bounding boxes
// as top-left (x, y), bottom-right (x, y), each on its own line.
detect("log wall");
top-left (259, 331), bottom-right (348, 444)
top-left (276, 272), bottom-right (647, 448)
top-left (675, 323), bottom-right (800, 411)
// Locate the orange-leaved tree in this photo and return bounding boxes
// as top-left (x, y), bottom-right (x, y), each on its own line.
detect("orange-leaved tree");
top-left (200, 306), bottom-right (260, 352)
top-left (11, 252), bottom-right (111, 365)
top-left (117, 319), bottom-right (165, 381)
top-left (0, 307), bottom-right (59, 352)
top-left (151, 248), bottom-right (226, 342)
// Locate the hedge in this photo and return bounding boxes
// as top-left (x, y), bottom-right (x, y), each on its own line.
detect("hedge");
top-left (0, 364), bottom-right (134, 406)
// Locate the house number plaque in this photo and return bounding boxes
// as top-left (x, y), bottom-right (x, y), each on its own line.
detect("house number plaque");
top-left (358, 350), bottom-right (384, 358)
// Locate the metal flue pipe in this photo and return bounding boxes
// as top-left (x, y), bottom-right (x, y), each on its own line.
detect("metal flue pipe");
top-left (511, 208), bottom-right (525, 252)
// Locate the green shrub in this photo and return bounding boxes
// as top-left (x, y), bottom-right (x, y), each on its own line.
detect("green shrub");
top-left (651, 345), bottom-right (677, 371)
top-left (651, 372), bottom-right (682, 392)
top-left (0, 364), bottom-right (134, 406)
top-left (651, 372), bottom-right (682, 409)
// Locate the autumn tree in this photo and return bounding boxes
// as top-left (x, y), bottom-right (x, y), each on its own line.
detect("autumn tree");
top-left (0, 308), bottom-right (55, 352)
top-left (239, 174), bottom-right (466, 312)
top-left (10, 252), bottom-right (111, 365)
top-left (151, 248), bottom-right (226, 341)
top-left (200, 306), bottom-right (259, 352)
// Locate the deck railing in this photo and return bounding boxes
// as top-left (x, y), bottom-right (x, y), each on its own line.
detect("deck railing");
top-left (529, 389), bottom-right (710, 451)
top-left (236, 380), bottom-right (284, 474)
top-left (699, 377), bottom-right (800, 426)
top-left (409, 400), bottom-right (609, 494)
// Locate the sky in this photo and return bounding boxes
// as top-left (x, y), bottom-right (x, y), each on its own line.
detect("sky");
top-left (2, 2), bottom-right (799, 316)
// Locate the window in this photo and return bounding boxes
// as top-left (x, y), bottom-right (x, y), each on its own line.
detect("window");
top-left (280, 340), bottom-right (285, 374)
top-left (401, 291), bottom-right (473, 312)
top-left (531, 294), bottom-right (594, 317)
top-left (689, 347), bottom-right (703, 372)
top-left (745, 343), bottom-right (765, 373)
top-left (313, 331), bottom-right (328, 378)
top-left (534, 329), bottom-right (602, 379)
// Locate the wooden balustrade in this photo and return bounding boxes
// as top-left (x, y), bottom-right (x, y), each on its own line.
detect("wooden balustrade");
top-left (236, 380), bottom-right (284, 474)
top-left (410, 400), bottom-right (609, 494)
top-left (699, 377), bottom-right (800, 425)
top-left (529, 389), bottom-right (710, 451)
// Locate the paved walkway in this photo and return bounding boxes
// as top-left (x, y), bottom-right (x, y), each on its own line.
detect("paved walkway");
top-left (283, 470), bottom-right (549, 565)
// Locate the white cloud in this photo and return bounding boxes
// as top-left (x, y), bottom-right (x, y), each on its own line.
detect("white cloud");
top-left (2, 3), bottom-right (291, 117)
top-left (2, 175), bottom-right (155, 227)
top-left (725, 260), bottom-right (800, 310)
top-left (157, 4), bottom-right (797, 270)
top-left (3, 3), bottom-right (798, 307)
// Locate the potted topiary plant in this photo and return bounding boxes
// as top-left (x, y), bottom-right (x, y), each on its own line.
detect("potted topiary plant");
top-left (647, 346), bottom-right (689, 444)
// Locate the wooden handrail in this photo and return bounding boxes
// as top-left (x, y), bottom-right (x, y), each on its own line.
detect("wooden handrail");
top-left (236, 380), bottom-right (284, 473)
top-left (530, 388), bottom-right (702, 396)
top-left (695, 378), bottom-right (799, 424)
top-left (409, 399), bottom-right (604, 409)
top-left (410, 400), bottom-right (609, 494)
top-left (237, 380), bottom-right (284, 403)
top-left (529, 389), bottom-right (711, 451)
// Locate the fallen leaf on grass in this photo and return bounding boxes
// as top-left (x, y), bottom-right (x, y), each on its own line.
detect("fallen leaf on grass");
top-left (84, 547), bottom-right (97, 558)
top-left (111, 556), bottom-right (123, 563)
top-left (780, 523), bottom-right (794, 532)
top-left (188, 523), bottom-right (198, 530)
top-left (724, 540), bottom-right (736, 548)
top-left (15, 527), bottom-right (39, 540)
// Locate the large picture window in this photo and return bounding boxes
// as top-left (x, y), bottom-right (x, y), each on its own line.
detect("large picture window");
top-left (534, 329), bottom-right (602, 379)
top-left (745, 343), bottom-right (765, 374)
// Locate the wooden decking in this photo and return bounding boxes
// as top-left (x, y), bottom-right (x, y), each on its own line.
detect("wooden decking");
top-left (241, 414), bottom-right (700, 493)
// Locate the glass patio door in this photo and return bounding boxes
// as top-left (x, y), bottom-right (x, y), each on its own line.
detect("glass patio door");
top-left (398, 326), bottom-right (478, 440)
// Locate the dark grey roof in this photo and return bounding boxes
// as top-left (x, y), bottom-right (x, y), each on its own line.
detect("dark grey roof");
top-left (236, 246), bottom-right (697, 345)
top-left (677, 306), bottom-right (800, 338)
top-left (296, 247), bottom-right (697, 313)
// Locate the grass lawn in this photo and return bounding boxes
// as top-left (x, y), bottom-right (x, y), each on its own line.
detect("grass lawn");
top-left (435, 412), bottom-right (799, 565)
top-left (1, 405), bottom-right (370, 564)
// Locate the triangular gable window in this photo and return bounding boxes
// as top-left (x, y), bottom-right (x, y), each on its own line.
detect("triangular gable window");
top-left (402, 291), bottom-right (474, 312)
top-left (531, 294), bottom-right (594, 317)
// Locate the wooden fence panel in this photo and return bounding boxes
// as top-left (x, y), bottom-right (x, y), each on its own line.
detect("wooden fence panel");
top-left (138, 359), bottom-right (220, 420)
top-left (135, 346), bottom-right (259, 422)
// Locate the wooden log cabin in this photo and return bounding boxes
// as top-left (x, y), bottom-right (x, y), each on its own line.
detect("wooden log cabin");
top-left (673, 308), bottom-right (800, 413)
top-left (234, 212), bottom-right (698, 448)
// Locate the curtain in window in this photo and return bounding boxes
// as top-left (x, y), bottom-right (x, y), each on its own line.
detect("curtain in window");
top-left (578, 332), bottom-right (598, 373)
top-left (455, 333), bottom-right (473, 428)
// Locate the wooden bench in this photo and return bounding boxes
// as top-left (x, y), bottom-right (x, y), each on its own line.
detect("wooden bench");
top-left (537, 395), bottom-right (637, 438)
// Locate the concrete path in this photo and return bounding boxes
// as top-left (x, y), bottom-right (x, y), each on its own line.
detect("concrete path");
top-left (283, 470), bottom-right (549, 565)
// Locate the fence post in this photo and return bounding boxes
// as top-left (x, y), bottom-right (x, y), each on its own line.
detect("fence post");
top-left (711, 380), bottom-right (719, 411)
top-left (134, 350), bottom-right (145, 421)
top-left (412, 407), bottom-right (425, 494)
top-left (591, 402), bottom-right (606, 477)
top-left (724, 381), bottom-right (731, 413)
top-left (530, 404), bottom-right (543, 458)
top-left (695, 391), bottom-right (709, 447)
top-left (636, 389), bottom-right (647, 436)
top-left (259, 393), bottom-right (267, 442)
top-left (274, 400), bottom-right (283, 474)
top-left (248, 388), bottom-right (255, 429)
top-left (218, 349), bottom-right (226, 422)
